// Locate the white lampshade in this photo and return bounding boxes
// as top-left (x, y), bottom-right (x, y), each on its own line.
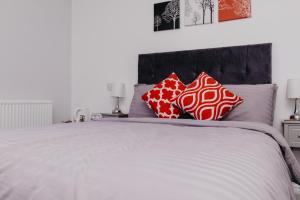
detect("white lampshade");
top-left (110, 83), bottom-right (125, 98)
top-left (287, 79), bottom-right (300, 99)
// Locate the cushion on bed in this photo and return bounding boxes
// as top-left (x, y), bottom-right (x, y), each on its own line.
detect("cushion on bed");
top-left (222, 84), bottom-right (278, 125)
top-left (129, 85), bottom-right (194, 119)
top-left (171, 72), bottom-right (243, 120)
top-left (141, 73), bottom-right (186, 118)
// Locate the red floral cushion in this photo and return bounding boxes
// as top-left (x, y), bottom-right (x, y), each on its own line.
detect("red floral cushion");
top-left (171, 72), bottom-right (243, 120)
top-left (141, 73), bottom-right (186, 118)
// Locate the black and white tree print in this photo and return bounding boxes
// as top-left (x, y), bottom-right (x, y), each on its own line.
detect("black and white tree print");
top-left (207, 0), bottom-right (214, 24)
top-left (162, 0), bottom-right (180, 29)
top-left (154, 15), bottom-right (162, 31)
top-left (154, 0), bottom-right (180, 32)
top-left (198, 0), bottom-right (208, 24)
top-left (185, 0), bottom-right (214, 26)
top-left (192, 12), bottom-right (201, 25)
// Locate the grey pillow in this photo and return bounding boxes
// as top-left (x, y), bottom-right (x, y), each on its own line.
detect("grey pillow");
top-left (128, 84), bottom-right (156, 118)
top-left (222, 84), bottom-right (278, 126)
top-left (129, 84), bottom-right (277, 126)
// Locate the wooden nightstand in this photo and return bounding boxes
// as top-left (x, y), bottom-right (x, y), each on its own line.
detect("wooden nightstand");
top-left (283, 120), bottom-right (300, 148)
top-left (101, 113), bottom-right (128, 118)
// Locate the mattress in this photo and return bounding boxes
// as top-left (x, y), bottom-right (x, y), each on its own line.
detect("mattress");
top-left (0, 118), bottom-right (299, 200)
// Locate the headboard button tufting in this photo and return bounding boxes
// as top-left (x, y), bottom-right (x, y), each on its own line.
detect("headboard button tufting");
top-left (138, 44), bottom-right (272, 85)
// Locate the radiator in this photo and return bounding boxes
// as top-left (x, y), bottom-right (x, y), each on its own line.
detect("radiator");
top-left (0, 101), bottom-right (53, 128)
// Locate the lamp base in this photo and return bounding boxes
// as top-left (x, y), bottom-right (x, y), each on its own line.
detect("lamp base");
top-left (291, 98), bottom-right (300, 120)
top-left (112, 108), bottom-right (123, 115)
top-left (290, 114), bottom-right (300, 121)
top-left (112, 96), bottom-right (123, 115)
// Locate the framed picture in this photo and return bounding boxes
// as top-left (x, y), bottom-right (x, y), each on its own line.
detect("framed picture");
top-left (219, 0), bottom-right (251, 22)
top-left (185, 0), bottom-right (214, 26)
top-left (154, 0), bottom-right (180, 32)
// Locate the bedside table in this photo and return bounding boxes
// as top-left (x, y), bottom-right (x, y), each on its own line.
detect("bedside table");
top-left (283, 120), bottom-right (300, 148)
top-left (101, 113), bottom-right (128, 118)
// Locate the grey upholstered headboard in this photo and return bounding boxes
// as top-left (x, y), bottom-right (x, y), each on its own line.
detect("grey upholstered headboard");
top-left (138, 43), bottom-right (272, 85)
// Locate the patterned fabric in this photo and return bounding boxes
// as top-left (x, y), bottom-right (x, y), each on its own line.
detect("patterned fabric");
top-left (171, 72), bottom-right (243, 120)
top-left (141, 73), bottom-right (186, 118)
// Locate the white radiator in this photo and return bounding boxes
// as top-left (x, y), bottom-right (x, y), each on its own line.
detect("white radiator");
top-left (0, 101), bottom-right (53, 128)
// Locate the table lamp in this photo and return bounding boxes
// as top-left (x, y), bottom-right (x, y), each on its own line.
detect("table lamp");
top-left (287, 79), bottom-right (300, 120)
top-left (110, 83), bottom-right (125, 114)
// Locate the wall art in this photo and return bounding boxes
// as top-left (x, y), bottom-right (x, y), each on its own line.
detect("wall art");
top-left (154, 0), bottom-right (180, 32)
top-left (185, 0), bottom-right (214, 26)
top-left (219, 0), bottom-right (251, 22)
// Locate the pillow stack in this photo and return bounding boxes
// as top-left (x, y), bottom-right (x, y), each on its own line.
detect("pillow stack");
top-left (141, 72), bottom-right (244, 121)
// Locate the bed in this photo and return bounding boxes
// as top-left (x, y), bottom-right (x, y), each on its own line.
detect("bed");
top-left (1, 44), bottom-right (300, 200)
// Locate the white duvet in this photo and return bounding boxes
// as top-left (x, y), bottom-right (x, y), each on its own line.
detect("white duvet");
top-left (0, 118), bottom-right (299, 200)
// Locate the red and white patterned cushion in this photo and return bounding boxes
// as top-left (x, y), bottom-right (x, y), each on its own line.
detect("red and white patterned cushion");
top-left (141, 73), bottom-right (186, 118)
top-left (171, 72), bottom-right (243, 120)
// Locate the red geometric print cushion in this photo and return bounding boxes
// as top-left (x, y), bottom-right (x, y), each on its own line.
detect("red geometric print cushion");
top-left (141, 73), bottom-right (186, 118)
top-left (171, 72), bottom-right (243, 120)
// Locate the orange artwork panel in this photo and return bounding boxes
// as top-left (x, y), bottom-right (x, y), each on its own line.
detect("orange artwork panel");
top-left (218, 0), bottom-right (251, 22)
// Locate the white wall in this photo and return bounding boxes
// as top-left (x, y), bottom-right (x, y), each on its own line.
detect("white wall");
top-left (72, 0), bottom-right (300, 129)
top-left (0, 0), bottom-right (71, 123)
